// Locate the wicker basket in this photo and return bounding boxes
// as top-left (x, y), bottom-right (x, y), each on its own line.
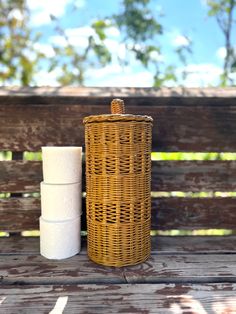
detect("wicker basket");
top-left (83, 99), bottom-right (153, 267)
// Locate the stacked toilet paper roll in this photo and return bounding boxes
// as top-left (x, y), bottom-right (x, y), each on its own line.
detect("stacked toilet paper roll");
top-left (40, 147), bottom-right (82, 260)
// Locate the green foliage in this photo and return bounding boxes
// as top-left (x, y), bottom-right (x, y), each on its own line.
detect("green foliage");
top-left (23, 151), bottom-right (42, 161)
top-left (0, 0), bottom-right (235, 86)
top-left (151, 152), bottom-right (236, 161)
top-left (113, 0), bottom-right (163, 41)
top-left (0, 151), bottom-right (12, 160)
top-left (88, 36), bottom-right (112, 65)
top-left (155, 229), bottom-right (233, 236)
top-left (154, 66), bottom-right (177, 87)
top-left (0, 0), bottom-right (42, 85)
top-left (92, 20), bottom-right (107, 40)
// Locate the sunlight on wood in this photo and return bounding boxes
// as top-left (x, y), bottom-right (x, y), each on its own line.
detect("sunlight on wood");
top-left (49, 296), bottom-right (68, 314)
top-left (0, 297), bottom-right (6, 305)
top-left (0, 232), bottom-right (9, 237)
top-left (151, 152), bottom-right (236, 161)
top-left (21, 230), bottom-right (40, 237)
top-left (170, 295), bottom-right (207, 313)
top-left (152, 229), bottom-right (233, 236)
top-left (212, 297), bottom-right (236, 313)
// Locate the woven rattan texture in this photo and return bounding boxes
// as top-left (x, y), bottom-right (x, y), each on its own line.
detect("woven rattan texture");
top-left (83, 114), bottom-right (153, 124)
top-left (111, 98), bottom-right (125, 114)
top-left (84, 119), bottom-right (152, 267)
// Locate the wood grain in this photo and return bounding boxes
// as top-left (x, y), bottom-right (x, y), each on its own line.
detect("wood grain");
top-left (0, 160), bottom-right (235, 193)
top-left (1, 253), bottom-right (236, 285)
top-left (1, 197), bottom-right (236, 231)
top-left (151, 196), bottom-right (236, 230)
top-left (1, 236), bottom-right (236, 255)
top-left (151, 160), bottom-right (236, 191)
top-left (0, 101), bottom-right (236, 151)
top-left (0, 283), bottom-right (236, 314)
top-left (1, 88), bottom-right (236, 314)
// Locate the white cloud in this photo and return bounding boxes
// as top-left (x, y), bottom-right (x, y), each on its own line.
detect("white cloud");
top-left (103, 38), bottom-right (126, 60)
top-left (50, 27), bottom-right (126, 61)
top-left (8, 9), bottom-right (24, 21)
top-left (105, 27), bottom-right (120, 38)
top-left (216, 47), bottom-right (226, 59)
top-left (27, 0), bottom-right (85, 26)
top-left (149, 50), bottom-right (165, 62)
top-left (50, 26), bottom-right (97, 48)
top-left (66, 26), bottom-right (96, 38)
top-left (107, 71), bottom-right (153, 87)
top-left (172, 35), bottom-right (190, 47)
top-left (86, 64), bottom-right (123, 79)
top-left (34, 43), bottom-right (55, 58)
top-left (86, 65), bottom-right (153, 87)
top-left (33, 68), bottom-right (63, 86)
top-left (176, 63), bottom-right (222, 87)
top-left (50, 35), bottom-right (68, 47)
top-left (168, 29), bottom-right (191, 47)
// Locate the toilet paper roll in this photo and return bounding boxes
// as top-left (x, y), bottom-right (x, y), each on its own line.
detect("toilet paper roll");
top-left (40, 216), bottom-right (81, 260)
top-left (42, 146), bottom-right (82, 184)
top-left (40, 182), bottom-right (82, 220)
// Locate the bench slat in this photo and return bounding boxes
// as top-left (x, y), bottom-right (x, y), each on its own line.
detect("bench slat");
top-left (152, 197), bottom-right (236, 230)
top-left (1, 160), bottom-right (235, 193)
top-left (0, 102), bottom-right (236, 151)
top-left (0, 283), bottom-right (236, 314)
top-left (1, 236), bottom-right (236, 255)
top-left (1, 197), bottom-right (236, 231)
top-left (1, 253), bottom-right (236, 285)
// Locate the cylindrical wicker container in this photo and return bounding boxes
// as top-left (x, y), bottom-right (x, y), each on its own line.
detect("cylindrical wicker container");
top-left (83, 99), bottom-right (153, 267)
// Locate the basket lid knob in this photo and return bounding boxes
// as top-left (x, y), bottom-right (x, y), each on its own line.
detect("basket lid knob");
top-left (111, 99), bottom-right (125, 114)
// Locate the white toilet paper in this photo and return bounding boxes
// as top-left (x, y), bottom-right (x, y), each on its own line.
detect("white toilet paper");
top-left (42, 146), bottom-right (82, 184)
top-left (40, 182), bottom-right (82, 220)
top-left (40, 216), bottom-right (81, 260)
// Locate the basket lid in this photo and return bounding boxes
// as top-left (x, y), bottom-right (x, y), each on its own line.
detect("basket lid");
top-left (83, 99), bottom-right (153, 124)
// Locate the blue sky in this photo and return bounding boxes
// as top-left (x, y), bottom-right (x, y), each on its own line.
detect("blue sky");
top-left (25, 0), bottom-right (235, 87)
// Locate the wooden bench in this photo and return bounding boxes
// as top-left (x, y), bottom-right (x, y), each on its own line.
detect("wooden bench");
top-left (0, 87), bottom-right (236, 313)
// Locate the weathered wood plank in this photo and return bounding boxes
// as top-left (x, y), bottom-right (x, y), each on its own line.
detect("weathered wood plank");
top-left (0, 102), bottom-right (236, 151)
top-left (0, 254), bottom-right (126, 285)
top-left (152, 160), bottom-right (236, 191)
top-left (1, 160), bottom-right (235, 193)
top-left (0, 283), bottom-right (236, 314)
top-left (124, 254), bottom-right (236, 284)
top-left (0, 197), bottom-right (41, 233)
top-left (0, 161), bottom-right (42, 193)
top-left (1, 197), bottom-right (236, 231)
top-left (151, 197), bottom-right (236, 230)
top-left (1, 253), bottom-right (236, 284)
top-left (1, 236), bottom-right (236, 255)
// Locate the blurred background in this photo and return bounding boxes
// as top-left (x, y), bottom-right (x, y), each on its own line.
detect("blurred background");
top-left (0, 0), bottom-right (236, 87)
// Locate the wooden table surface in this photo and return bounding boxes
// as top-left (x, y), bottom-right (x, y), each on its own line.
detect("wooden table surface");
top-left (1, 236), bottom-right (236, 313)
